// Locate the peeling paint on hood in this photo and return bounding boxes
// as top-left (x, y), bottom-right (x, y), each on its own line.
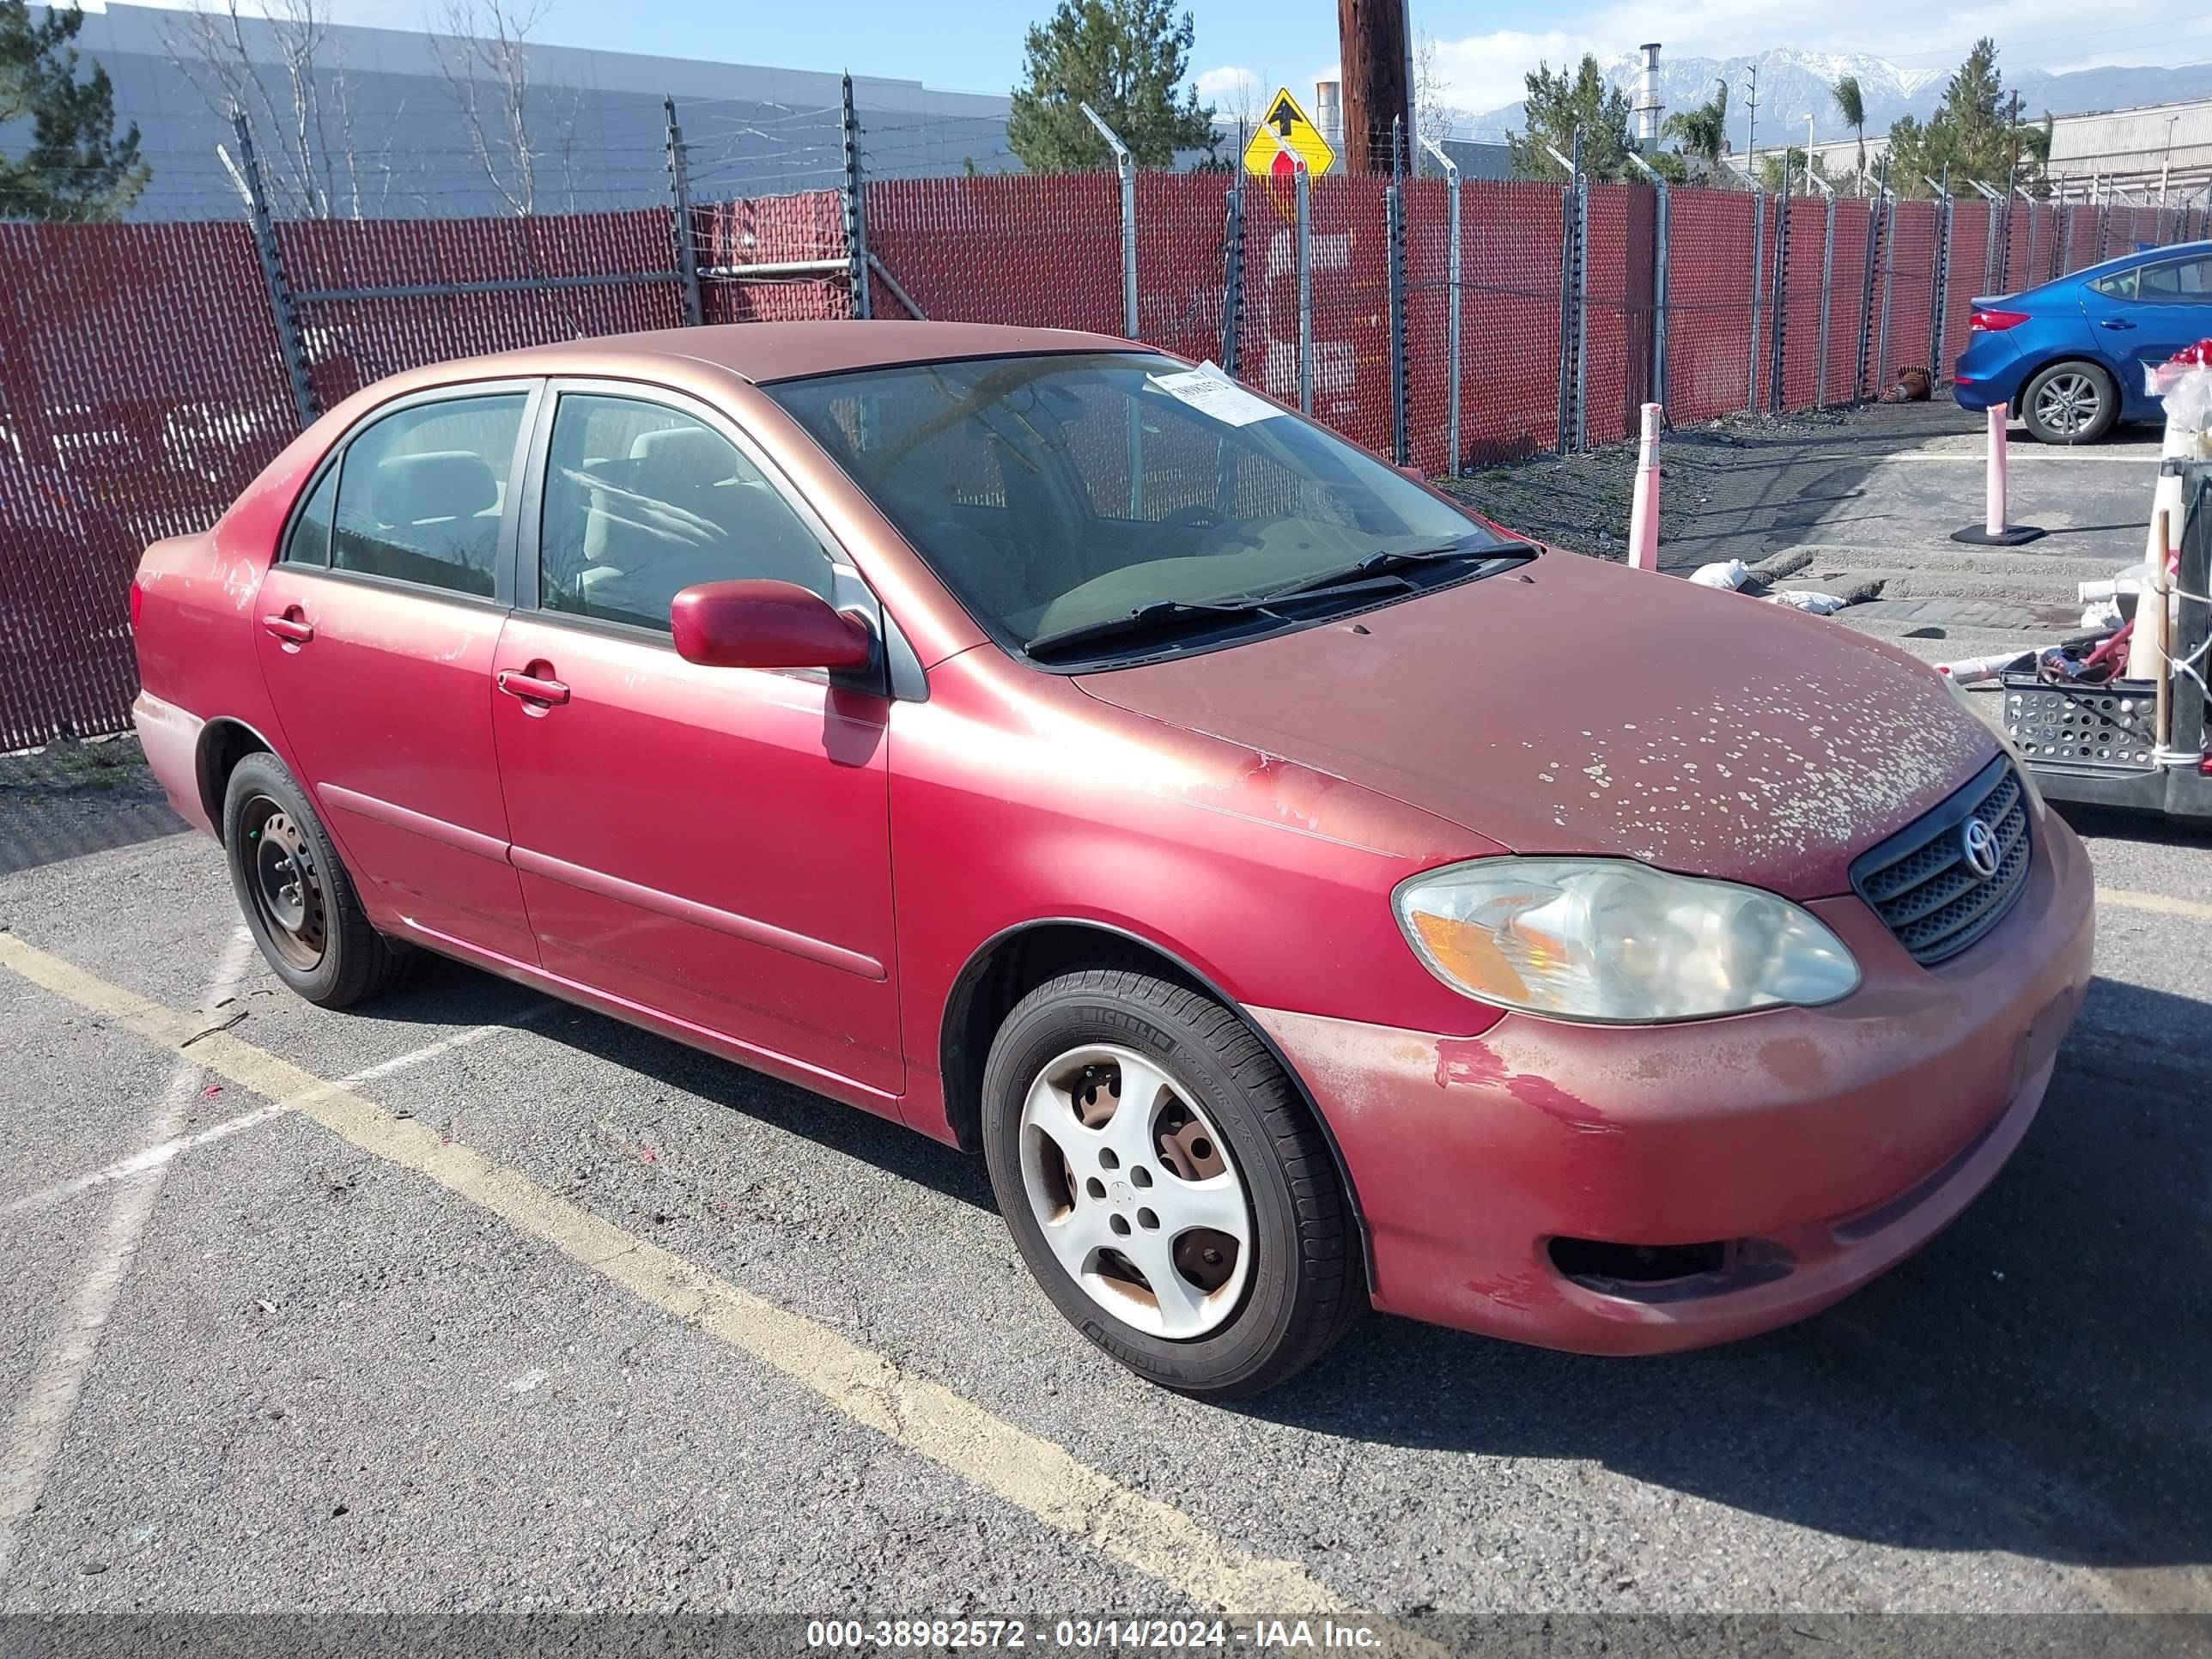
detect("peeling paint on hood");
top-left (1073, 550), bottom-right (2000, 899)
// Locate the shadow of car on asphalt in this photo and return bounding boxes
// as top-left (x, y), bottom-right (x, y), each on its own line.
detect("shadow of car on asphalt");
top-left (363, 949), bottom-right (2210, 1576)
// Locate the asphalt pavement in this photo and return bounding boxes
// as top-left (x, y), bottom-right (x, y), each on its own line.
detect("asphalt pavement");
top-left (2, 401), bottom-right (2209, 1655)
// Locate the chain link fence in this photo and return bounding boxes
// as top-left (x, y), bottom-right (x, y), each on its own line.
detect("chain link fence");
top-left (5, 99), bottom-right (2207, 751)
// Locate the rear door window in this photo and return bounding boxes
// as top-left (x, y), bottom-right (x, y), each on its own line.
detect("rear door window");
top-left (331, 394), bottom-right (527, 598)
top-left (2138, 258), bottom-right (2212, 301)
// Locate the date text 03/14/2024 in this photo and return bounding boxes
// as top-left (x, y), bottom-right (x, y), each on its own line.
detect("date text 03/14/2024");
top-left (804, 1618), bottom-right (1383, 1649)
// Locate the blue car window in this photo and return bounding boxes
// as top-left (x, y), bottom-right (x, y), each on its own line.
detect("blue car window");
top-left (2094, 269), bottom-right (2138, 301)
top-left (2138, 258), bottom-right (2212, 302)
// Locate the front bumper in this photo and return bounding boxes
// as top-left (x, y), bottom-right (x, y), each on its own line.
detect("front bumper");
top-left (1250, 808), bottom-right (2096, 1355)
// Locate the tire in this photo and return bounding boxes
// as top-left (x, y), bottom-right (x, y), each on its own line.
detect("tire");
top-left (222, 751), bottom-right (410, 1008)
top-left (981, 965), bottom-right (1361, 1398)
top-left (2020, 360), bottom-right (2118, 445)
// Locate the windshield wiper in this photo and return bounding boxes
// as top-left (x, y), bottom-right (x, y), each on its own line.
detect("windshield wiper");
top-left (1024, 597), bottom-right (1281, 660)
top-left (1258, 538), bottom-right (1534, 602)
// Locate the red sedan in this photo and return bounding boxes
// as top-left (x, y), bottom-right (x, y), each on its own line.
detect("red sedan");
top-left (130, 323), bottom-right (2094, 1396)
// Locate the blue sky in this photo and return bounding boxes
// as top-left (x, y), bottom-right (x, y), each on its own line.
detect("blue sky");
top-left (112, 0), bottom-right (2191, 120)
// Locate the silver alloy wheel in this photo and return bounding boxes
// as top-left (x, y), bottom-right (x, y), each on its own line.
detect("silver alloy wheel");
top-left (1016, 1043), bottom-right (1252, 1340)
top-left (2033, 372), bottom-right (2103, 437)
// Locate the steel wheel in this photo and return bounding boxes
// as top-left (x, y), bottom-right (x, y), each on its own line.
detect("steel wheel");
top-left (1017, 1043), bottom-right (1252, 1340)
top-left (239, 793), bottom-right (326, 971)
top-left (2032, 371), bottom-right (2104, 438)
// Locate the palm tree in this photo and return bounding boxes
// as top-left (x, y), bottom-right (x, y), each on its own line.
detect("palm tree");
top-left (1832, 75), bottom-right (1867, 192)
top-left (1665, 79), bottom-right (1729, 179)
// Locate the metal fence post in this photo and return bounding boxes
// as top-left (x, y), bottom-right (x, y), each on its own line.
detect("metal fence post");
top-left (1817, 192), bottom-right (1835, 409)
top-left (1768, 188), bottom-right (1790, 413)
top-left (1081, 104), bottom-right (1138, 338)
top-left (1621, 151), bottom-right (1668, 415)
top-left (1876, 186), bottom-right (1897, 395)
top-left (1574, 169), bottom-right (1589, 453)
top-left (1385, 177), bottom-right (1408, 465)
top-left (1296, 158), bottom-right (1312, 416)
top-left (1422, 137), bottom-right (1462, 476)
top-left (1549, 133), bottom-right (1583, 454)
top-left (1747, 190), bottom-right (1765, 413)
top-left (665, 95), bottom-right (704, 327)
top-left (1555, 178), bottom-right (1573, 452)
top-left (230, 108), bottom-right (316, 430)
top-left (1855, 167), bottom-right (1882, 402)
top-left (837, 76), bottom-right (870, 321)
top-left (1924, 173), bottom-right (1950, 376)
top-left (1218, 184), bottom-right (1244, 379)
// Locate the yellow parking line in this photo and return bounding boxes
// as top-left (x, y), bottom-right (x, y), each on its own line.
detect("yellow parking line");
top-left (0, 933), bottom-right (1429, 1638)
top-left (2097, 887), bottom-right (2212, 923)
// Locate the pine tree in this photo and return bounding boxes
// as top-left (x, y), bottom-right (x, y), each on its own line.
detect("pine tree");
top-left (1006, 0), bottom-right (1217, 172)
top-left (1, 0), bottom-right (148, 222)
top-left (1882, 40), bottom-right (2045, 196)
top-left (1507, 56), bottom-right (1635, 184)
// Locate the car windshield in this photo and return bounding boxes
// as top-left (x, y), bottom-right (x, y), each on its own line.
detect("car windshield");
top-left (765, 353), bottom-right (1510, 661)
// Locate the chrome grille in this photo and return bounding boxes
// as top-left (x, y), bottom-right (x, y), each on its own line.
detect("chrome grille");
top-left (1849, 757), bottom-right (2033, 966)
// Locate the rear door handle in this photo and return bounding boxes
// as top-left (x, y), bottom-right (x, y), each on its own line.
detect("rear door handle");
top-left (2100, 319), bottom-right (2136, 330)
top-left (496, 668), bottom-right (570, 705)
top-left (261, 611), bottom-right (313, 643)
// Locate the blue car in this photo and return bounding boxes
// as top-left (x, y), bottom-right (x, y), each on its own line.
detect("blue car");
top-left (1954, 240), bottom-right (2212, 443)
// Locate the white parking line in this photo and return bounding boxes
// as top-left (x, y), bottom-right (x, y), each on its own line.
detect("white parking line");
top-left (2098, 886), bottom-right (2212, 923)
top-left (0, 927), bottom-right (255, 1584)
top-left (0, 931), bottom-right (1436, 1644)
top-left (0, 1009), bottom-right (550, 1224)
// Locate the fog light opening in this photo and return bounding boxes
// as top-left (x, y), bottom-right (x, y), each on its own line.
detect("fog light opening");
top-left (1549, 1237), bottom-right (1731, 1286)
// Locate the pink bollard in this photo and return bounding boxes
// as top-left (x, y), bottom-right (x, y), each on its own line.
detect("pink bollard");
top-left (1984, 404), bottom-right (2007, 537)
top-left (1951, 404), bottom-right (2045, 545)
top-left (1627, 402), bottom-right (1662, 571)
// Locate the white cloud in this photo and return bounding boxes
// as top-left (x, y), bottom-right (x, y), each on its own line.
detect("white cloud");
top-left (1425, 30), bottom-right (1596, 118)
top-left (1195, 64), bottom-right (1261, 101)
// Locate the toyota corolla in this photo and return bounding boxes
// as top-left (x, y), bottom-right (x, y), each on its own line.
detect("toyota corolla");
top-left (130, 322), bottom-right (2094, 1396)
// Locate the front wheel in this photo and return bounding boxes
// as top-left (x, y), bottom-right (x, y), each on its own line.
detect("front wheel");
top-left (222, 751), bottom-right (410, 1007)
top-left (2020, 361), bottom-right (2118, 445)
top-left (981, 966), bottom-right (1361, 1397)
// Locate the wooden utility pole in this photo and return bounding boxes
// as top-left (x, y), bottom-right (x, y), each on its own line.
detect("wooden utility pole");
top-left (1337, 0), bottom-right (1409, 174)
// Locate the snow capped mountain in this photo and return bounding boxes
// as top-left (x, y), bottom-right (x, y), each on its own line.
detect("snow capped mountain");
top-left (1449, 47), bottom-right (2212, 149)
top-left (1591, 48), bottom-right (1944, 142)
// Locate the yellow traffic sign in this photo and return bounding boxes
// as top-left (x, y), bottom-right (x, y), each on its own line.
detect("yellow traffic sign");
top-left (1241, 87), bottom-right (1335, 181)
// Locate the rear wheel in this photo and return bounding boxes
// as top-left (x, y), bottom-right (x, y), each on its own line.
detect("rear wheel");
top-left (2020, 360), bottom-right (2118, 445)
top-left (222, 752), bottom-right (410, 1007)
top-left (981, 966), bottom-right (1361, 1397)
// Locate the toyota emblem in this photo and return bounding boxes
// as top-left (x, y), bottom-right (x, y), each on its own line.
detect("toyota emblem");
top-left (1960, 817), bottom-right (2001, 880)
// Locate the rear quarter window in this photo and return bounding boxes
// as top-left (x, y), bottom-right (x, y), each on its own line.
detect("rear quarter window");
top-left (330, 394), bottom-right (527, 598)
top-left (282, 465), bottom-right (337, 567)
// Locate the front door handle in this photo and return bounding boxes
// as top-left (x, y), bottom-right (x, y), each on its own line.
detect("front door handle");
top-left (2100, 318), bottom-right (2136, 330)
top-left (496, 667), bottom-right (570, 706)
top-left (261, 610), bottom-right (313, 644)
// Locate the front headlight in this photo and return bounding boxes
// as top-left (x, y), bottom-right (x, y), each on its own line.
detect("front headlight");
top-left (1393, 858), bottom-right (1861, 1024)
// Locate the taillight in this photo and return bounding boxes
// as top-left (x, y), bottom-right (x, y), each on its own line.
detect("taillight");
top-left (128, 578), bottom-right (143, 631)
top-left (1970, 308), bottom-right (2030, 331)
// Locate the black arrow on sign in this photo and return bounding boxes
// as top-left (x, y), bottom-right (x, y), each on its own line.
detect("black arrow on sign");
top-left (1269, 97), bottom-right (1297, 138)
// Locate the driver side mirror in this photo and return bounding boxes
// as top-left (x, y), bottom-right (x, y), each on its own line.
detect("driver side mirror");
top-left (670, 579), bottom-right (873, 672)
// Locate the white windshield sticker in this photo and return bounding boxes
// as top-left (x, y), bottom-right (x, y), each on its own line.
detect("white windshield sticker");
top-left (1148, 364), bottom-right (1281, 427)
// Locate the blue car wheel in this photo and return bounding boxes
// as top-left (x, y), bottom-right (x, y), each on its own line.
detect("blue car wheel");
top-left (2020, 360), bottom-right (2118, 445)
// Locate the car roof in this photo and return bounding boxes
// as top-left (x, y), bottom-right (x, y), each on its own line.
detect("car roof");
top-left (458, 319), bottom-right (1154, 387)
top-left (2049, 238), bottom-right (2212, 287)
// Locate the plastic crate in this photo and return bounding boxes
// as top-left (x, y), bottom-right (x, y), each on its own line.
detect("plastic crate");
top-left (2002, 673), bottom-right (2159, 770)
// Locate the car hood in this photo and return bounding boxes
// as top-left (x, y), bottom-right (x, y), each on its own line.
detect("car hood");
top-left (1072, 550), bottom-right (2002, 900)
